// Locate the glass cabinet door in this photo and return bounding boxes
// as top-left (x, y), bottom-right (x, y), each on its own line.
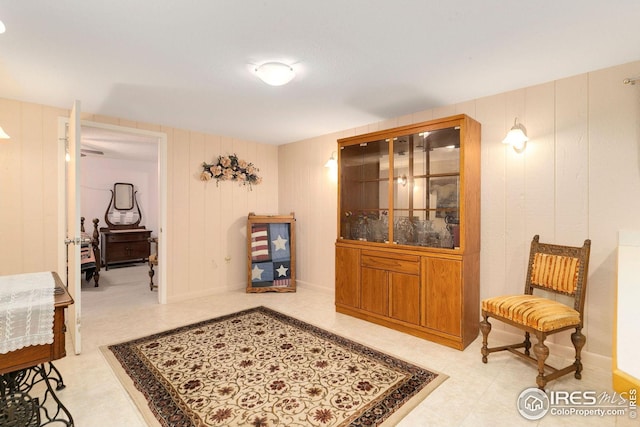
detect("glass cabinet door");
top-left (393, 126), bottom-right (461, 248)
top-left (339, 139), bottom-right (389, 242)
top-left (338, 124), bottom-right (462, 249)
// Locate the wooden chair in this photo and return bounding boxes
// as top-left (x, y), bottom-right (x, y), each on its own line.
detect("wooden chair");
top-left (80, 217), bottom-right (101, 287)
top-left (480, 235), bottom-right (591, 389)
top-left (148, 237), bottom-right (158, 291)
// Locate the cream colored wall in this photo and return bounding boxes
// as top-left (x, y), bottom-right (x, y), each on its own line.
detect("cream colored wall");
top-left (0, 102), bottom-right (279, 302)
top-left (0, 99), bottom-right (66, 275)
top-left (81, 156), bottom-right (159, 236)
top-left (2, 60), bottom-right (638, 357)
top-left (82, 114), bottom-right (280, 302)
top-left (162, 128), bottom-right (279, 301)
top-left (278, 60), bottom-right (640, 358)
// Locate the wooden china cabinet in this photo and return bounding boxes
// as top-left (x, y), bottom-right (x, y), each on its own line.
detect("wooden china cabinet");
top-left (334, 114), bottom-right (481, 350)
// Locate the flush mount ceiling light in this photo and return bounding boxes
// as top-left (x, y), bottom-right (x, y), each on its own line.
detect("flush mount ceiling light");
top-left (254, 62), bottom-right (295, 86)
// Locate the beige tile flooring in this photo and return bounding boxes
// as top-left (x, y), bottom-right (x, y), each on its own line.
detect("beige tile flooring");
top-left (49, 266), bottom-right (634, 426)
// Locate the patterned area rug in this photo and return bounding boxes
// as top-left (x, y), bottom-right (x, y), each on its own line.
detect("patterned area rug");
top-left (102, 307), bottom-right (446, 426)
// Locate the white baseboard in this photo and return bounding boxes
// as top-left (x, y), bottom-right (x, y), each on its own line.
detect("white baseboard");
top-left (165, 282), bottom-right (245, 303)
top-left (165, 280), bottom-right (334, 303)
top-left (295, 280), bottom-right (333, 293)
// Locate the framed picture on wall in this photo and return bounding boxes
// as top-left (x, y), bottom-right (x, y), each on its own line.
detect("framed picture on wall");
top-left (246, 212), bottom-right (296, 293)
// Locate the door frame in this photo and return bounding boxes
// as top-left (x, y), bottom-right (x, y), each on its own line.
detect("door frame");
top-left (57, 119), bottom-right (168, 304)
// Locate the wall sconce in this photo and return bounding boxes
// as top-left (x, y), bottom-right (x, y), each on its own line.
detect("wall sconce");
top-left (254, 62), bottom-right (295, 86)
top-left (324, 151), bottom-right (337, 169)
top-left (0, 125), bottom-right (10, 140)
top-left (503, 118), bottom-right (528, 153)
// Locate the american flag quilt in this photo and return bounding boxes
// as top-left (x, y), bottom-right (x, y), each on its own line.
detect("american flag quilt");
top-left (250, 223), bottom-right (291, 287)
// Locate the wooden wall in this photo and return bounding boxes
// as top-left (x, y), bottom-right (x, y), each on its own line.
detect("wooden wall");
top-left (2, 59), bottom-right (639, 358)
top-left (278, 60), bottom-right (640, 358)
top-left (0, 102), bottom-right (279, 301)
top-left (0, 100), bottom-right (65, 274)
top-left (82, 114), bottom-right (280, 301)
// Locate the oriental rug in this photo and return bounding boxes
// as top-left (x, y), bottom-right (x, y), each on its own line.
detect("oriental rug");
top-left (102, 306), bottom-right (446, 427)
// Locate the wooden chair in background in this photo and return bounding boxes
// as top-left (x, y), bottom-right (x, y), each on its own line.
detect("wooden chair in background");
top-left (480, 235), bottom-right (591, 389)
top-left (80, 217), bottom-right (101, 287)
top-left (148, 237), bottom-right (158, 291)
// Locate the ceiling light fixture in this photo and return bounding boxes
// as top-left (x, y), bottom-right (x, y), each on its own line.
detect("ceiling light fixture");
top-left (254, 62), bottom-right (295, 86)
top-left (503, 118), bottom-right (528, 153)
top-left (0, 20), bottom-right (6, 34)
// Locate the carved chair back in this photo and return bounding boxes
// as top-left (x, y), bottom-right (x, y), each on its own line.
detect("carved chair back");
top-left (524, 235), bottom-right (591, 318)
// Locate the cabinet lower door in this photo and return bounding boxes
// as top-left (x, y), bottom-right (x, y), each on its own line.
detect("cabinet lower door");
top-left (390, 272), bottom-right (420, 325)
top-left (361, 267), bottom-right (388, 316)
top-left (423, 257), bottom-right (462, 336)
top-left (335, 247), bottom-right (360, 307)
top-left (107, 242), bottom-right (129, 261)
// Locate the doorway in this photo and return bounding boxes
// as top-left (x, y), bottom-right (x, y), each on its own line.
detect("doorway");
top-left (79, 122), bottom-right (167, 303)
top-left (58, 119), bottom-right (168, 352)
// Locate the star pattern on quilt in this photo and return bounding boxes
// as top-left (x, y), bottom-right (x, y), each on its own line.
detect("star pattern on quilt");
top-left (275, 264), bottom-right (289, 277)
top-left (272, 235), bottom-right (288, 251)
top-left (252, 264), bottom-right (264, 281)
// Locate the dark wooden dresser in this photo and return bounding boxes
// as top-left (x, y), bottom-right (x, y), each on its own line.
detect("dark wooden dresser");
top-left (100, 183), bottom-right (153, 270)
top-left (101, 228), bottom-right (151, 270)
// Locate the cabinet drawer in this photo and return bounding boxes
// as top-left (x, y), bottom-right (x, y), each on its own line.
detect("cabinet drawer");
top-left (105, 232), bottom-right (149, 243)
top-left (361, 253), bottom-right (420, 275)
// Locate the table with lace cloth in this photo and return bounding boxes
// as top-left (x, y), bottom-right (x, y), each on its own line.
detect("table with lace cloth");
top-left (0, 272), bottom-right (55, 355)
top-left (0, 272), bottom-right (75, 426)
top-left (0, 271), bottom-right (73, 374)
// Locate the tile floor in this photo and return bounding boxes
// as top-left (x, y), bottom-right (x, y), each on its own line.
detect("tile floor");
top-left (48, 266), bottom-right (635, 426)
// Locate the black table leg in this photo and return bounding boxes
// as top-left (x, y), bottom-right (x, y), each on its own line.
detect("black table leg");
top-left (1, 362), bottom-right (74, 426)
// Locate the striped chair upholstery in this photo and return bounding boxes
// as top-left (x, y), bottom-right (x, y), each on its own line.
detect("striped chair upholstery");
top-left (481, 295), bottom-right (580, 332)
top-left (530, 253), bottom-right (580, 294)
top-left (480, 235), bottom-right (591, 390)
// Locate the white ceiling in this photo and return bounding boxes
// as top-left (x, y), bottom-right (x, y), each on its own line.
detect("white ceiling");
top-left (80, 125), bottom-right (159, 161)
top-left (2, 1), bottom-right (640, 151)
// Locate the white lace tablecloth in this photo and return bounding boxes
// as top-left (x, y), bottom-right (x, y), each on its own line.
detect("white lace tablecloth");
top-left (0, 272), bottom-right (55, 354)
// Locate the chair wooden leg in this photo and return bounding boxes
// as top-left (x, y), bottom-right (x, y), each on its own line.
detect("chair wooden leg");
top-left (479, 314), bottom-right (491, 363)
top-left (534, 332), bottom-right (549, 390)
top-left (149, 264), bottom-right (155, 291)
top-left (524, 332), bottom-right (531, 356)
top-left (571, 327), bottom-right (586, 379)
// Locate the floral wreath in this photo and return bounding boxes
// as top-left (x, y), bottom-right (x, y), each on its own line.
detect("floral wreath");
top-left (201, 154), bottom-right (262, 188)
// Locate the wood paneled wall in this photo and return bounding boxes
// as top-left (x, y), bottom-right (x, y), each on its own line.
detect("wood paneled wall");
top-left (278, 60), bottom-right (640, 358)
top-left (0, 102), bottom-right (278, 302)
top-left (0, 99), bottom-right (66, 274)
top-left (2, 59), bottom-right (638, 358)
top-left (81, 115), bottom-right (280, 302)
